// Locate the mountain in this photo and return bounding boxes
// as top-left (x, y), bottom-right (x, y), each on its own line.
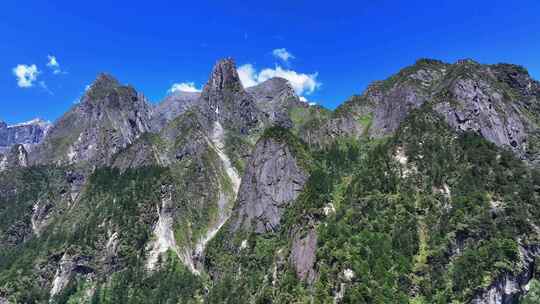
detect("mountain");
top-left (1, 57), bottom-right (539, 304)
top-left (30, 73), bottom-right (154, 167)
top-left (330, 59), bottom-right (540, 165)
top-left (0, 118), bottom-right (51, 153)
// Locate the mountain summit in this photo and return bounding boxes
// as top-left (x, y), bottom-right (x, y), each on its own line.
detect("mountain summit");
top-left (31, 73), bottom-right (153, 166)
top-left (198, 58), bottom-right (263, 134)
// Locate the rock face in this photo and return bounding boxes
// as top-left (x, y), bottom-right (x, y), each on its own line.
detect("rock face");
top-left (197, 58), bottom-right (263, 134)
top-left (472, 245), bottom-right (540, 304)
top-left (247, 77), bottom-right (306, 127)
top-left (289, 228), bottom-right (317, 283)
top-left (336, 59), bottom-right (540, 164)
top-left (231, 133), bottom-right (308, 233)
top-left (49, 252), bottom-right (94, 298)
top-left (31, 73), bottom-right (153, 166)
top-left (433, 61), bottom-right (537, 161)
top-left (2, 57), bottom-right (540, 303)
top-left (0, 118), bottom-right (51, 153)
top-left (151, 91), bottom-right (200, 131)
top-left (146, 185), bottom-right (196, 273)
top-left (0, 144), bottom-right (28, 171)
top-left (366, 59), bottom-right (447, 137)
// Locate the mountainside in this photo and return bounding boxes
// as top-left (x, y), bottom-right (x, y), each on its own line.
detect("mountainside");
top-left (30, 73), bottom-right (154, 167)
top-left (151, 91), bottom-right (200, 131)
top-left (1, 58), bottom-right (540, 304)
top-left (0, 118), bottom-right (51, 153)
top-left (331, 59), bottom-right (540, 165)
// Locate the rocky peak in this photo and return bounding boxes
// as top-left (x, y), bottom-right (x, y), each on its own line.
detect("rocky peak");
top-left (32, 75), bottom-right (153, 166)
top-left (88, 73), bottom-right (120, 92)
top-left (455, 58), bottom-right (479, 65)
top-left (247, 77), bottom-right (306, 128)
top-left (203, 58), bottom-right (243, 93)
top-left (247, 77), bottom-right (298, 103)
top-left (331, 59), bottom-right (540, 164)
top-left (198, 58), bottom-right (262, 134)
top-left (0, 121), bottom-right (7, 129)
top-left (491, 63), bottom-right (540, 97)
top-left (81, 73), bottom-right (137, 108)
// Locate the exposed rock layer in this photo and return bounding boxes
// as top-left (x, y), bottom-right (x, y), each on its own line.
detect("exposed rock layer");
top-left (232, 135), bottom-right (308, 233)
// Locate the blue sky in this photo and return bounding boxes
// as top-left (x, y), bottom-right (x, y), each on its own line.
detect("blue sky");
top-left (1, 0), bottom-right (540, 124)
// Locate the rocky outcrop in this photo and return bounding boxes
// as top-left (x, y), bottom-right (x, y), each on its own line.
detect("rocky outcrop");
top-left (31, 73), bottom-right (153, 167)
top-left (146, 185), bottom-right (197, 273)
top-left (49, 252), bottom-right (94, 298)
top-left (336, 59), bottom-right (540, 164)
top-left (433, 61), bottom-right (538, 162)
top-left (31, 198), bottom-right (54, 236)
top-left (472, 245), bottom-right (540, 304)
top-left (247, 77), bottom-right (306, 127)
top-left (231, 132), bottom-right (308, 233)
top-left (290, 228), bottom-right (317, 283)
top-left (302, 115), bottom-right (365, 148)
top-left (0, 118), bottom-right (51, 153)
top-left (197, 58), bottom-right (263, 134)
top-left (0, 144), bottom-right (28, 171)
top-left (352, 59), bottom-right (448, 138)
top-left (151, 91), bottom-right (200, 131)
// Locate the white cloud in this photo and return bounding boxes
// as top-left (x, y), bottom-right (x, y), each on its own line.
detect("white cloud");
top-left (169, 82), bottom-right (201, 93)
top-left (299, 96), bottom-right (317, 106)
top-left (272, 48), bottom-right (295, 62)
top-left (237, 64), bottom-right (259, 88)
top-left (237, 64), bottom-right (321, 97)
top-left (12, 64), bottom-right (39, 88)
top-left (46, 55), bottom-right (62, 74)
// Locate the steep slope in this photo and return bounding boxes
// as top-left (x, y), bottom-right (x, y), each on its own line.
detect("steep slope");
top-left (1, 57), bottom-right (540, 304)
top-left (206, 106), bottom-right (540, 303)
top-left (111, 59), bottom-right (252, 274)
top-left (197, 58), bottom-right (264, 134)
top-left (151, 91), bottom-right (200, 131)
top-left (0, 118), bottom-right (51, 153)
top-left (31, 73), bottom-right (153, 167)
top-left (246, 77), bottom-right (307, 127)
top-left (230, 127), bottom-right (309, 234)
top-left (333, 59), bottom-right (540, 165)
